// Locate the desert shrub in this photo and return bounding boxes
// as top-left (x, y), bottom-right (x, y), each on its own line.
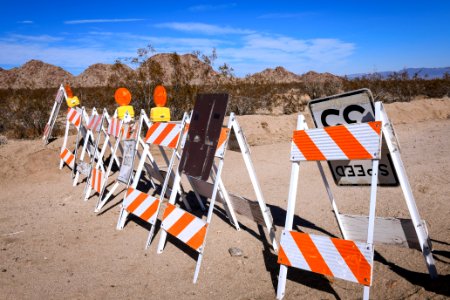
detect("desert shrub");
top-left (0, 135), bottom-right (7, 145)
top-left (1, 60), bottom-right (449, 140)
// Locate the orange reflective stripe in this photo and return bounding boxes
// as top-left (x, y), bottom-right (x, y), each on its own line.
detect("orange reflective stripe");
top-left (186, 224), bottom-right (207, 251)
top-left (126, 188), bottom-right (133, 197)
top-left (277, 246), bottom-right (292, 267)
top-left (140, 199), bottom-right (160, 221)
top-left (292, 232), bottom-right (333, 276)
top-left (325, 125), bottom-right (372, 160)
top-left (368, 121), bottom-right (381, 135)
top-left (163, 203), bottom-right (176, 219)
top-left (217, 128), bottom-right (228, 149)
top-left (66, 153), bottom-right (74, 165)
top-left (293, 130), bottom-right (326, 160)
top-left (126, 192), bottom-right (148, 213)
top-left (167, 213), bottom-right (195, 236)
top-left (167, 133), bottom-right (180, 149)
top-left (145, 123), bottom-right (161, 141)
top-left (96, 171), bottom-right (102, 192)
top-left (153, 124), bottom-right (175, 145)
top-left (91, 169), bottom-right (96, 189)
top-left (331, 238), bottom-right (372, 286)
top-left (60, 148), bottom-right (68, 159)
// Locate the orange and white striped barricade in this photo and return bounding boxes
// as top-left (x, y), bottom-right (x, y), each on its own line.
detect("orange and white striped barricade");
top-left (72, 108), bottom-right (105, 186)
top-left (111, 110), bottom-right (200, 216)
top-left (59, 106), bottom-right (88, 174)
top-left (93, 109), bottom-right (158, 212)
top-left (277, 103), bottom-right (383, 299)
top-left (156, 94), bottom-right (278, 283)
top-left (182, 114), bottom-right (278, 247)
top-left (306, 90), bottom-right (438, 282)
top-left (94, 113), bottom-right (143, 212)
top-left (116, 113), bottom-right (195, 246)
top-left (83, 109), bottom-right (122, 201)
top-left (43, 84), bottom-right (65, 144)
top-left (94, 114), bottom-right (128, 207)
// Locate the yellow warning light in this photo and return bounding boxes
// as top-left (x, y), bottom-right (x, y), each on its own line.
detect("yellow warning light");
top-left (67, 96), bottom-right (80, 108)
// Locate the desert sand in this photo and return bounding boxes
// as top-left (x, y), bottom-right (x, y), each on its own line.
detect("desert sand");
top-left (1, 98), bottom-right (449, 299)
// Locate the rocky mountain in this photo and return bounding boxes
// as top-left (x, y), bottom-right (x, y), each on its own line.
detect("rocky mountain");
top-left (0, 60), bottom-right (74, 89)
top-left (136, 53), bottom-right (217, 86)
top-left (73, 63), bottom-right (134, 87)
top-left (347, 67), bottom-right (450, 79)
top-left (0, 56), bottom-right (356, 90)
top-left (299, 71), bottom-right (341, 83)
top-left (245, 66), bottom-right (302, 83)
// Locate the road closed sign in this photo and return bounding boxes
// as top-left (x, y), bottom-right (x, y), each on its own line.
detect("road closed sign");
top-left (308, 89), bottom-right (399, 186)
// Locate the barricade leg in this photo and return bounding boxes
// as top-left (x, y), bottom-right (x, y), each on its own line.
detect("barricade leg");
top-left (60, 120), bottom-right (70, 169)
top-left (157, 172), bottom-right (182, 253)
top-left (218, 178), bottom-right (240, 231)
top-left (97, 133), bottom-right (122, 205)
top-left (73, 130), bottom-right (93, 186)
top-left (277, 115), bottom-right (303, 299)
top-left (116, 205), bottom-right (129, 230)
top-left (379, 102), bottom-right (437, 278)
top-left (96, 182), bottom-right (119, 212)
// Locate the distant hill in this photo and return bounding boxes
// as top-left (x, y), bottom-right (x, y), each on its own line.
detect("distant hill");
top-left (347, 67), bottom-right (450, 79)
top-left (73, 63), bottom-right (134, 87)
top-left (245, 66), bottom-right (302, 83)
top-left (1, 57), bottom-right (448, 90)
top-left (137, 53), bottom-right (217, 85)
top-left (0, 60), bottom-right (74, 89)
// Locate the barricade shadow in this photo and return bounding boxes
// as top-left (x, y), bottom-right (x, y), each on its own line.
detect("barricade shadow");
top-left (430, 239), bottom-right (450, 263)
top-left (374, 251), bottom-right (450, 297)
top-left (47, 137), bottom-right (57, 144)
top-left (190, 194), bottom-right (341, 298)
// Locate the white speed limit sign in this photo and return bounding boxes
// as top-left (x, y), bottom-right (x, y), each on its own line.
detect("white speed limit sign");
top-left (308, 89), bottom-right (399, 186)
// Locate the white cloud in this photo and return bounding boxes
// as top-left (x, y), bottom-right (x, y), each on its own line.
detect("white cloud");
top-left (65, 19), bottom-right (144, 25)
top-left (8, 34), bottom-right (63, 43)
top-left (155, 22), bottom-right (254, 35)
top-left (0, 42), bottom-right (133, 73)
top-left (17, 20), bottom-right (34, 24)
top-left (0, 29), bottom-right (355, 76)
top-left (216, 34), bottom-right (355, 75)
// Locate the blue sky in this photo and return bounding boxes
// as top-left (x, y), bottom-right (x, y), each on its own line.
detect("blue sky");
top-left (1, 1), bottom-right (449, 76)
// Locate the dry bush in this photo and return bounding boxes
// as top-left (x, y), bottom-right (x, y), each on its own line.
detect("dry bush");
top-left (1, 67), bottom-right (448, 140)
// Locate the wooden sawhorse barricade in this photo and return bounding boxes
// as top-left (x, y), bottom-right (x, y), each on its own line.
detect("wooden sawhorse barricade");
top-left (43, 84), bottom-right (65, 144)
top-left (276, 102), bottom-right (437, 299)
top-left (96, 110), bottom-right (195, 213)
top-left (155, 94), bottom-right (278, 283)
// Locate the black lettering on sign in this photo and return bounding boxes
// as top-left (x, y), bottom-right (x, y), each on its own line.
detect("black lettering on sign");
top-left (334, 164), bottom-right (390, 178)
top-left (354, 164), bottom-right (365, 176)
top-left (345, 165), bottom-right (355, 177)
top-left (336, 166), bottom-right (345, 176)
top-left (320, 104), bottom-right (367, 127)
top-left (379, 164), bottom-right (389, 176)
top-left (343, 105), bottom-right (365, 124)
top-left (321, 109), bottom-right (340, 127)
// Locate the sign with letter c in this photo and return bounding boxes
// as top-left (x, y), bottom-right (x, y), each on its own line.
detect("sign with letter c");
top-left (308, 89), bottom-right (399, 186)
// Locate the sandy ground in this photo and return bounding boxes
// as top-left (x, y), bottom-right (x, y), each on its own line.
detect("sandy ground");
top-left (0, 98), bottom-right (449, 299)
